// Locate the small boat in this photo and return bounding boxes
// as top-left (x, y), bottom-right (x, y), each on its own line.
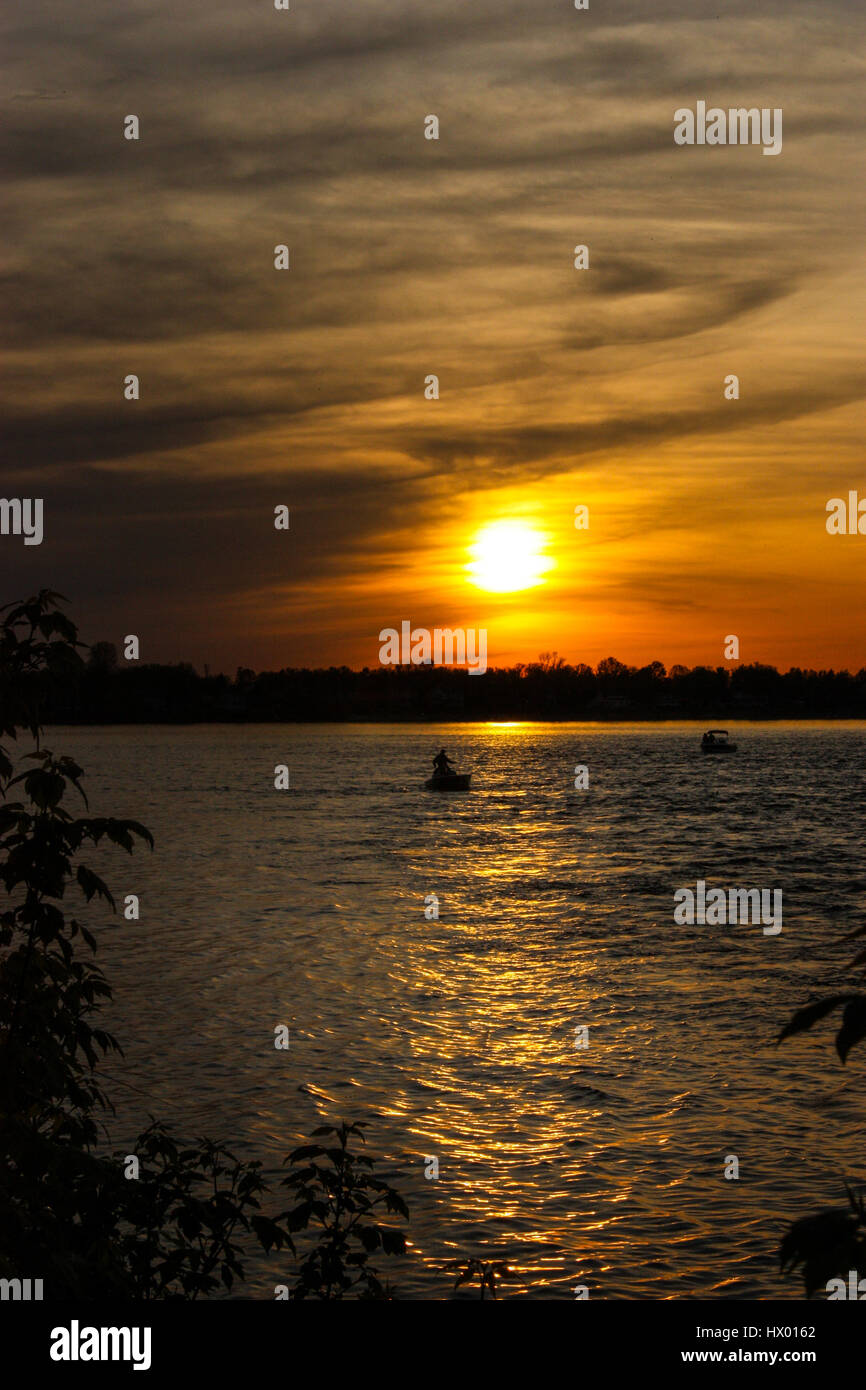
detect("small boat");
top-left (425, 772), bottom-right (472, 791)
top-left (701, 729), bottom-right (737, 754)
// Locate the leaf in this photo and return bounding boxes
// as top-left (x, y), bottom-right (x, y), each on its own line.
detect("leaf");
top-left (77, 864), bottom-right (116, 908)
top-left (836, 998), bottom-right (866, 1063)
top-left (25, 768), bottom-right (66, 810)
top-left (380, 1229), bottom-right (406, 1256)
top-left (386, 1192), bottom-right (410, 1220)
top-left (285, 1201), bottom-right (314, 1232)
top-left (781, 1208), bottom-right (858, 1272)
top-left (251, 1216), bottom-right (294, 1256)
top-left (776, 995), bottom-right (857, 1045)
top-left (357, 1225), bottom-right (381, 1252)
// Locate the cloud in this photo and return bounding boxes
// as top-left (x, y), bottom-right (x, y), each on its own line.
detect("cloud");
top-left (2, 0), bottom-right (864, 665)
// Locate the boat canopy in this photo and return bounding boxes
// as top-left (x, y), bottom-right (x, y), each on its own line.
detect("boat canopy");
top-left (706, 729), bottom-right (729, 735)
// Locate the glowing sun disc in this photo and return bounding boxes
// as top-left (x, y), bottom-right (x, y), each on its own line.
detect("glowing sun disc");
top-left (466, 521), bottom-right (553, 593)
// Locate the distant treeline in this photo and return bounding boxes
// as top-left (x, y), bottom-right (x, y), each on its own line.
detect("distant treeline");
top-left (38, 645), bottom-right (866, 722)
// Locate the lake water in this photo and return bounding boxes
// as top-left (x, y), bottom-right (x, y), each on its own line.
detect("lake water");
top-left (48, 722), bottom-right (866, 1299)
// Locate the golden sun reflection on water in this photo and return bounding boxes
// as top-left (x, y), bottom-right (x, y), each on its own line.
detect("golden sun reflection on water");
top-left (82, 723), bottom-right (866, 1298)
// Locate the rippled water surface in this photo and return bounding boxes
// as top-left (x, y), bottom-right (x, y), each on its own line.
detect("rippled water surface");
top-left (52, 723), bottom-right (866, 1299)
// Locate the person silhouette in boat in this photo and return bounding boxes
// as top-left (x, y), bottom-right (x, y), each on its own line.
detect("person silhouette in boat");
top-left (702, 731), bottom-right (715, 747)
top-left (432, 749), bottom-right (455, 777)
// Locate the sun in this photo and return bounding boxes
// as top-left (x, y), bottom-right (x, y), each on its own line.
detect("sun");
top-left (466, 520), bottom-right (553, 593)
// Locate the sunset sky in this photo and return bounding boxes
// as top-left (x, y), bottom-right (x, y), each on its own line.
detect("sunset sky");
top-left (3, 0), bottom-right (864, 673)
